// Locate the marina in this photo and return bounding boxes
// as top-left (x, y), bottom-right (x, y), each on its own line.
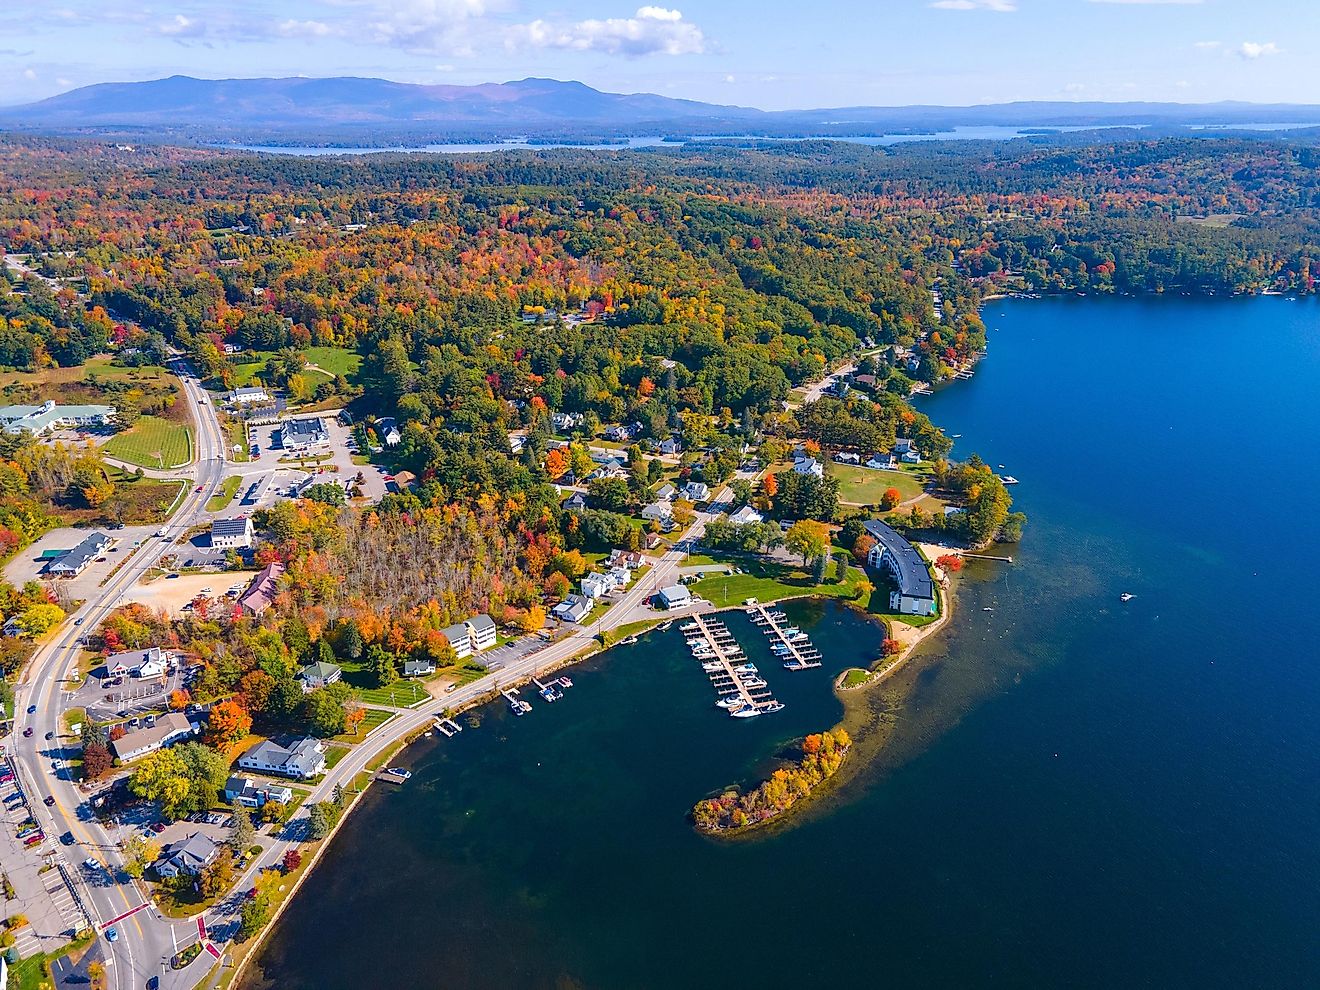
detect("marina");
top-left (680, 612), bottom-right (785, 718)
top-left (747, 604), bottom-right (823, 671)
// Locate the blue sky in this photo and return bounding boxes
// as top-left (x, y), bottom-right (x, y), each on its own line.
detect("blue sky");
top-left (0, 0), bottom-right (1310, 108)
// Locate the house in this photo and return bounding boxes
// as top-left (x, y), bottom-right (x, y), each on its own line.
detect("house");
top-left (641, 500), bottom-right (674, 524)
top-left (833, 452), bottom-right (861, 465)
top-left (104, 647), bottom-right (171, 679)
top-left (853, 374), bottom-right (879, 391)
top-left (653, 482), bottom-right (677, 502)
top-left (238, 562), bottom-right (285, 615)
top-left (605, 422), bottom-right (641, 442)
top-left (552, 594), bottom-right (592, 624)
top-left (793, 457), bottom-right (824, 478)
top-left (225, 387), bottom-right (271, 407)
top-left (563, 492), bottom-right (588, 512)
top-left (642, 532), bottom-right (664, 551)
top-left (297, 660), bottom-right (342, 692)
top-left (110, 712), bottom-right (196, 762)
top-left (893, 439), bottom-right (917, 455)
top-left (606, 566), bottom-right (631, 590)
top-left (551, 412), bottom-right (584, 433)
top-left (508, 433), bottom-right (527, 455)
top-left (372, 417), bottom-right (402, 447)
top-left (210, 516), bottom-right (253, 550)
top-left (682, 481), bottom-right (710, 502)
top-left (402, 658), bottom-right (436, 678)
top-left (156, 833), bottom-right (220, 879)
top-left (0, 401), bottom-right (116, 436)
top-left (607, 549), bottom-right (645, 570)
top-left (46, 531), bottom-right (112, 577)
top-left (439, 622), bottom-right (473, 660)
top-left (656, 584), bottom-right (692, 610)
top-left (658, 437), bottom-right (682, 456)
top-left (224, 775), bottom-right (293, 809)
top-left (861, 519), bottom-right (937, 617)
top-left (728, 505), bottom-right (765, 527)
top-left (581, 573), bottom-right (612, 600)
top-left (866, 454), bottom-right (897, 471)
top-left (465, 614), bottom-right (497, 652)
top-left (237, 737), bottom-right (327, 780)
top-left (901, 449), bottom-right (921, 464)
top-left (277, 417), bottom-right (330, 451)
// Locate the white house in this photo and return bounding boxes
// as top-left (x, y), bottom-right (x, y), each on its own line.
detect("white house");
top-left (682, 481), bottom-right (710, 502)
top-left (376, 417), bottom-right (402, 446)
top-left (224, 775), bottom-right (293, 809)
top-left (606, 566), bottom-right (631, 590)
top-left (225, 387), bottom-right (272, 407)
top-left (893, 438), bottom-right (917, 456)
top-left (656, 584), bottom-right (692, 610)
top-left (901, 449), bottom-right (921, 464)
top-left (551, 412), bottom-right (584, 433)
top-left (210, 515), bottom-right (253, 550)
top-left (104, 647), bottom-right (172, 679)
top-left (46, 531), bottom-right (112, 577)
top-left (653, 482), bottom-right (677, 502)
top-left (465, 613), bottom-right (497, 652)
top-left (658, 437), bottom-right (682, 456)
top-left (237, 737), bottom-right (327, 780)
top-left (552, 594), bottom-right (592, 623)
top-left (641, 501), bottom-right (674, 525)
top-left (833, 452), bottom-right (861, 465)
top-left (866, 454), bottom-right (897, 471)
top-left (793, 457), bottom-right (824, 478)
top-left (728, 505), bottom-right (764, 527)
top-left (297, 661), bottom-right (342, 693)
top-left (581, 572), bottom-right (612, 600)
top-left (110, 712), bottom-right (196, 762)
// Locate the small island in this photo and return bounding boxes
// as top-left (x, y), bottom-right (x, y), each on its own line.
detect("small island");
top-left (692, 729), bottom-right (852, 833)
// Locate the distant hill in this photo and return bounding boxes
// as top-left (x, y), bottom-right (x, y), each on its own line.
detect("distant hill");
top-left (3, 75), bottom-right (1320, 145)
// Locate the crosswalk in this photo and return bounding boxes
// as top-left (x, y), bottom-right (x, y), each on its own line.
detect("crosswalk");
top-left (43, 868), bottom-right (90, 935)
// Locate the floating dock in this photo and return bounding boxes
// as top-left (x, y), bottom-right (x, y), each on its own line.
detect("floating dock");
top-left (502, 687), bottom-right (532, 716)
top-left (682, 613), bottom-right (784, 718)
top-left (434, 717), bottom-right (463, 737)
top-left (747, 604), bottom-right (823, 670)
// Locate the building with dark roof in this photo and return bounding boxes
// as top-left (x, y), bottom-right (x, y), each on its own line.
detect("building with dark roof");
top-left (46, 531), bottom-right (112, 577)
top-left (862, 519), bottom-right (937, 616)
top-left (277, 417), bottom-right (330, 451)
top-left (210, 515), bottom-right (253, 549)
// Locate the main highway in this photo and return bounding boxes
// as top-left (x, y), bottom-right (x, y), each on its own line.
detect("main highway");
top-left (12, 354), bottom-right (227, 990)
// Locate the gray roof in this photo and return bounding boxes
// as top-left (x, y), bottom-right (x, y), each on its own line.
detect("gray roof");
top-left (466, 613), bottom-right (495, 634)
top-left (281, 417), bottom-right (328, 442)
top-left (210, 516), bottom-right (251, 537)
top-left (239, 737), bottom-right (324, 777)
top-left (47, 531), bottom-right (111, 573)
top-left (441, 623), bottom-right (469, 644)
top-left (164, 833), bottom-right (219, 871)
top-left (862, 519), bottom-right (935, 602)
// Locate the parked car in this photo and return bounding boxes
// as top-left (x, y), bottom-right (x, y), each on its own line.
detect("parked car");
top-left (149, 822), bottom-right (166, 835)
top-left (44, 731), bottom-right (53, 741)
top-left (83, 857), bottom-right (98, 871)
top-left (60, 831), bottom-right (75, 845)
top-left (23, 834), bottom-right (43, 847)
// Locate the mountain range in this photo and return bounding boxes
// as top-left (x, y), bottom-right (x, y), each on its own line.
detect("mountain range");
top-left (4, 75), bottom-right (1320, 145)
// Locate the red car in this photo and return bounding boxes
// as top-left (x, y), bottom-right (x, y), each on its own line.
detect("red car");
top-left (196, 486), bottom-right (203, 493)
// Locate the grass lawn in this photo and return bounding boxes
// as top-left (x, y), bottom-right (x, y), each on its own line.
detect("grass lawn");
top-left (302, 346), bottom-right (361, 378)
top-left (227, 361), bottom-right (267, 389)
top-left (353, 679), bottom-right (428, 708)
top-left (206, 476), bottom-right (242, 511)
top-left (332, 707), bottom-right (396, 744)
top-left (105, 415), bottom-right (193, 469)
top-left (692, 556), bottom-right (872, 610)
top-left (323, 744), bottom-right (351, 769)
top-left (830, 463), bottom-right (927, 506)
top-left (224, 419), bottom-right (250, 462)
top-left (10, 930), bottom-right (96, 990)
top-left (840, 668), bottom-right (870, 688)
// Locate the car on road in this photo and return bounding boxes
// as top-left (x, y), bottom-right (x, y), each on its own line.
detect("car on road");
top-left (83, 857), bottom-right (98, 870)
top-left (44, 731), bottom-right (53, 741)
top-left (51, 758), bottom-right (63, 771)
top-left (44, 795), bottom-right (55, 807)
top-left (196, 486), bottom-right (203, 493)
top-left (60, 831), bottom-right (75, 845)
top-left (149, 821), bottom-right (166, 834)
top-left (22, 727), bottom-right (32, 738)
top-left (105, 926), bottom-right (118, 943)
top-left (26, 705), bottom-right (35, 714)
top-left (74, 618), bottom-right (83, 626)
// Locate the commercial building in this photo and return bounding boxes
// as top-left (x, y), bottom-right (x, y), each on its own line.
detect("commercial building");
top-left (0, 400), bottom-right (115, 436)
top-left (657, 584), bottom-right (692, 609)
top-left (277, 417), bottom-right (330, 451)
top-left (225, 387), bottom-right (272, 406)
top-left (862, 519), bottom-right (937, 616)
top-left (110, 712), bottom-right (197, 762)
top-left (156, 833), bottom-right (220, 878)
top-left (210, 515), bottom-right (253, 550)
top-left (238, 562), bottom-right (285, 615)
top-left (45, 531), bottom-right (112, 577)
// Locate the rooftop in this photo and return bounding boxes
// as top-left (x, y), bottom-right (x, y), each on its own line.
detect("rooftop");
top-left (862, 519), bottom-right (935, 601)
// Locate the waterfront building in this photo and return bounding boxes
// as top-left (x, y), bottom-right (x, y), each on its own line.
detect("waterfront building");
top-left (862, 519), bottom-right (937, 616)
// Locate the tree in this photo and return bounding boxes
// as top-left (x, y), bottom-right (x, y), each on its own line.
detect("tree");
top-left (813, 550), bottom-right (830, 585)
top-left (936, 554), bottom-right (964, 573)
top-left (238, 670), bottom-right (274, 713)
top-left (121, 834), bottom-right (160, 879)
top-left (282, 848), bottom-right (302, 873)
top-left (206, 698), bottom-right (252, 750)
top-left (128, 748), bottom-right (192, 819)
top-left (834, 554), bottom-right (850, 584)
top-left (198, 847), bottom-right (235, 899)
top-left (302, 689), bottom-right (347, 736)
top-left (88, 960), bottom-right (107, 990)
top-left (335, 620), bottom-right (363, 661)
top-left (238, 897), bottom-right (269, 941)
top-left (544, 447), bottom-right (569, 479)
top-left (881, 638), bottom-right (903, 657)
top-left (852, 534), bottom-right (876, 564)
top-left (302, 482), bottom-right (346, 507)
top-left (168, 688), bottom-right (191, 711)
top-left (518, 606), bottom-right (545, 634)
top-left (15, 603), bottom-right (64, 636)
top-left (82, 742), bottom-right (112, 782)
top-left (365, 643), bottom-right (397, 688)
top-left (307, 802), bottom-right (333, 839)
top-left (880, 487), bottom-right (902, 510)
top-left (784, 520), bottom-right (830, 565)
top-left (228, 802), bottom-right (256, 854)
top-left (586, 477), bottom-right (630, 513)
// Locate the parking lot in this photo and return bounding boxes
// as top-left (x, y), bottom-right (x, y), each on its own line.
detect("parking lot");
top-left (0, 752), bottom-right (91, 959)
top-left (68, 661), bottom-right (192, 723)
top-left (3, 525), bottom-right (158, 601)
top-left (250, 412), bottom-right (389, 503)
top-left (122, 571), bottom-right (246, 618)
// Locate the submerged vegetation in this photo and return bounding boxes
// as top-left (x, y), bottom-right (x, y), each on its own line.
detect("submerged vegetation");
top-left (692, 729), bottom-right (852, 833)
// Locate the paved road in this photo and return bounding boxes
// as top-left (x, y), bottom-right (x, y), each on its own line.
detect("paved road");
top-left (12, 352), bottom-right (228, 990)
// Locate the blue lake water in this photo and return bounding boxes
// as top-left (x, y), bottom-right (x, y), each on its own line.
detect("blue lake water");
top-left (246, 296), bottom-right (1320, 988)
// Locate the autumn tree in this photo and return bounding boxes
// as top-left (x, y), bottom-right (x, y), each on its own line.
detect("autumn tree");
top-left (199, 847), bottom-right (235, 899)
top-left (121, 834), bottom-right (160, 879)
top-left (206, 698), bottom-right (252, 751)
top-left (82, 743), bottom-right (112, 782)
top-left (880, 487), bottom-right (902, 510)
top-left (784, 520), bottom-right (830, 565)
top-left (282, 848), bottom-right (302, 874)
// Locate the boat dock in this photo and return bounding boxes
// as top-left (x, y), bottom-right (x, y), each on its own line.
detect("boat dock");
top-left (433, 717), bottom-right (463, 737)
top-left (533, 677), bottom-right (564, 703)
top-left (747, 604), bottom-right (823, 670)
top-left (681, 613), bottom-right (783, 718)
top-left (502, 687), bottom-right (532, 716)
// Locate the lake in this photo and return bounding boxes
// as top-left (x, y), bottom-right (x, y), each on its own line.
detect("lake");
top-left (245, 296), bottom-right (1320, 988)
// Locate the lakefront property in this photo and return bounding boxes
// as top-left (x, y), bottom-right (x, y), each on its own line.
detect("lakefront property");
top-left (862, 519), bottom-right (937, 616)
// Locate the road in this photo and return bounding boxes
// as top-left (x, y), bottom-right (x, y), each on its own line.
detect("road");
top-left (11, 353), bottom-right (228, 990)
top-left (797, 362), bottom-right (856, 405)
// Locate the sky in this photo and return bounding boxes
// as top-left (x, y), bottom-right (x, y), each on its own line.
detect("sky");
top-left (0, 0), bottom-right (1312, 109)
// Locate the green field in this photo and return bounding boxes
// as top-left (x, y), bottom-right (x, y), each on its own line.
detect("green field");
top-left (206, 475), bottom-right (242, 511)
top-left (333, 706), bottom-right (397, 743)
top-left (831, 463), bottom-right (927, 506)
top-left (692, 555), bottom-right (872, 610)
top-left (104, 415), bottom-right (193, 469)
top-left (303, 346), bottom-right (362, 377)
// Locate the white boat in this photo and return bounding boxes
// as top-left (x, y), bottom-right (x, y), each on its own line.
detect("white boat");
top-left (1000, 475), bottom-right (1019, 485)
top-left (702, 661), bottom-right (724, 672)
top-left (759, 701), bottom-right (785, 714)
top-left (741, 678), bottom-right (768, 689)
top-left (733, 663), bottom-right (758, 673)
top-left (729, 705), bottom-right (761, 719)
top-left (716, 697), bottom-right (743, 709)
top-left (385, 768), bottom-right (411, 779)
top-left (1120, 593), bottom-right (1135, 602)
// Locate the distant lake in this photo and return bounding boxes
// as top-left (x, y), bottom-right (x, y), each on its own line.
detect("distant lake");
top-left (246, 297), bottom-right (1320, 989)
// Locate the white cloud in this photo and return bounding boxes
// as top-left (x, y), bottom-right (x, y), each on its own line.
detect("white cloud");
top-left (1194, 40), bottom-right (1221, 49)
top-left (361, 0), bottom-right (493, 55)
top-left (1237, 41), bottom-right (1281, 59)
top-left (724, 73), bottom-right (735, 83)
top-left (507, 6), bottom-right (705, 56)
top-left (930, 0), bottom-right (1016, 10)
top-left (157, 14), bottom-right (204, 37)
top-left (1087, 0), bottom-right (1203, 5)
top-left (23, 68), bottom-right (37, 80)
top-left (276, 19), bottom-right (335, 38)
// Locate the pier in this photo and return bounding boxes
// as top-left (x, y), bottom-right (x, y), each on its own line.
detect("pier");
top-left (681, 613), bottom-right (783, 718)
top-left (434, 716), bottom-right (463, 737)
top-left (747, 604), bottom-right (823, 670)
top-left (501, 687), bottom-right (532, 716)
top-left (533, 677), bottom-right (564, 702)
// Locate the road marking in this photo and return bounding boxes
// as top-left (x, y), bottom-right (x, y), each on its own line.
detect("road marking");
top-left (204, 941), bottom-right (221, 959)
top-left (197, 916), bottom-right (207, 941)
top-left (104, 901), bottom-right (150, 927)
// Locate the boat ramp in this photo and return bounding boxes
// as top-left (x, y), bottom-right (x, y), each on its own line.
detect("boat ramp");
top-left (747, 604), bottom-right (822, 670)
top-left (680, 613), bottom-right (784, 719)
